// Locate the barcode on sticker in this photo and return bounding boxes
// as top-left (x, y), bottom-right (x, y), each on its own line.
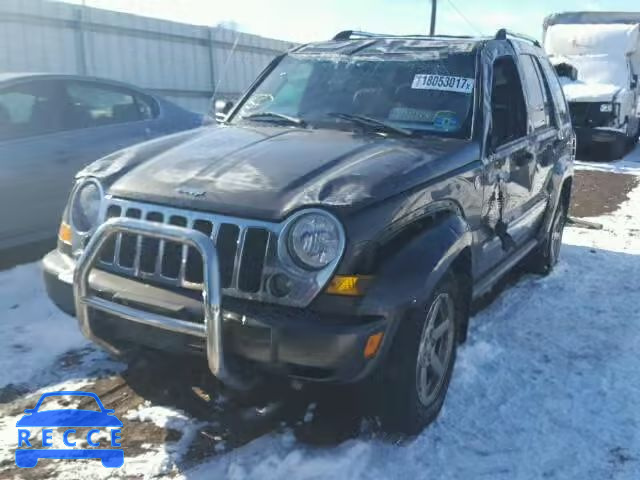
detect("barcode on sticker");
top-left (411, 74), bottom-right (474, 93)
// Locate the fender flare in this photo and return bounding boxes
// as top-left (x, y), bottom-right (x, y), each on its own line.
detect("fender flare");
top-left (539, 164), bottom-right (574, 243)
top-left (357, 213), bottom-right (473, 361)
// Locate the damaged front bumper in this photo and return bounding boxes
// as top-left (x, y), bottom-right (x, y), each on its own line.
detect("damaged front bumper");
top-left (574, 125), bottom-right (627, 147)
top-left (43, 218), bottom-right (388, 385)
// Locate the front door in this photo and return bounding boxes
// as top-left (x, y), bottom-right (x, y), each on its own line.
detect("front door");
top-left (477, 52), bottom-right (531, 275)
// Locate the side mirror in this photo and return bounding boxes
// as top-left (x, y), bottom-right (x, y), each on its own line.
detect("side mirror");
top-left (214, 99), bottom-right (234, 123)
top-left (631, 74), bottom-right (638, 90)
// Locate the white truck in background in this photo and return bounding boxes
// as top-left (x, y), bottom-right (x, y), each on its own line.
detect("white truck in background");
top-left (544, 12), bottom-right (640, 159)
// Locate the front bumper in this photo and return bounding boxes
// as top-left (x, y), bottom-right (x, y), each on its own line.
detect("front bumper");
top-left (574, 126), bottom-right (626, 148)
top-left (43, 223), bottom-right (388, 385)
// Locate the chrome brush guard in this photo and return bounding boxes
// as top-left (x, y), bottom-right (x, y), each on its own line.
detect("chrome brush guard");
top-left (73, 217), bottom-right (247, 389)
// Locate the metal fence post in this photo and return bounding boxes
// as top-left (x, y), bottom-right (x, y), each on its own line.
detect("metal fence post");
top-left (207, 27), bottom-right (216, 103)
top-left (74, 5), bottom-right (88, 75)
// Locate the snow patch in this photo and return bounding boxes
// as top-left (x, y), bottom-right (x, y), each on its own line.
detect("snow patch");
top-left (0, 262), bottom-right (90, 388)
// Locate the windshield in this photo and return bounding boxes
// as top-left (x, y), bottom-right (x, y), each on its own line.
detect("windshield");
top-left (232, 50), bottom-right (477, 138)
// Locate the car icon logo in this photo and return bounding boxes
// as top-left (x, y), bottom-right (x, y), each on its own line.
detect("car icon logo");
top-left (15, 391), bottom-right (124, 468)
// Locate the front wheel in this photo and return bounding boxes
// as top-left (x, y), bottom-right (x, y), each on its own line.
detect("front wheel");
top-left (376, 272), bottom-right (463, 434)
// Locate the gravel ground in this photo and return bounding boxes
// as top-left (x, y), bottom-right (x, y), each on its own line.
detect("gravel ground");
top-left (570, 170), bottom-right (639, 218)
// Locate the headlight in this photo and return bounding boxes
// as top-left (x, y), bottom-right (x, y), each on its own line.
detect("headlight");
top-left (287, 211), bottom-right (343, 270)
top-left (70, 179), bottom-right (103, 233)
top-left (600, 103), bottom-right (613, 113)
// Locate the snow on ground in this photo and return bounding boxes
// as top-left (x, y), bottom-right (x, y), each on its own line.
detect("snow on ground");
top-left (1, 176), bottom-right (639, 479)
top-left (576, 143), bottom-right (640, 175)
top-left (183, 184), bottom-right (640, 479)
top-left (0, 263), bottom-right (91, 388)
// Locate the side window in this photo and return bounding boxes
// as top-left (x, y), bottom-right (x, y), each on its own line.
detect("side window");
top-left (519, 55), bottom-right (548, 131)
top-left (540, 58), bottom-right (571, 125)
top-left (64, 82), bottom-right (155, 130)
top-left (490, 56), bottom-right (528, 148)
top-left (0, 80), bottom-right (62, 141)
top-left (531, 56), bottom-right (556, 128)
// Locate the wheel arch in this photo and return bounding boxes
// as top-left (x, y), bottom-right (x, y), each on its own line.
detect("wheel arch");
top-left (357, 210), bottom-right (474, 353)
top-left (560, 175), bottom-right (573, 215)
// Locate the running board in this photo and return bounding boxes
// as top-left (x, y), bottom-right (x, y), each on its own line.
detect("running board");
top-left (472, 239), bottom-right (538, 300)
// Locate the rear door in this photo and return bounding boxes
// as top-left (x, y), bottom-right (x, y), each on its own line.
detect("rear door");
top-left (42, 80), bottom-right (164, 223)
top-left (498, 53), bottom-right (550, 243)
top-left (519, 54), bottom-right (562, 211)
top-left (55, 79), bottom-right (161, 179)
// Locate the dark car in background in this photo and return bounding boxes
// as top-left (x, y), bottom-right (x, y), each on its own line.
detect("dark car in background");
top-left (0, 73), bottom-right (202, 250)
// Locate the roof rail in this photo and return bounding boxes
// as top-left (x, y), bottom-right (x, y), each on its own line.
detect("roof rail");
top-left (495, 29), bottom-right (541, 47)
top-left (333, 30), bottom-right (476, 41)
top-left (333, 30), bottom-right (389, 40)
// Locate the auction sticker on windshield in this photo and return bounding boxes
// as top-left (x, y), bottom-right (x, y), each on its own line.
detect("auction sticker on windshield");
top-left (411, 74), bottom-right (474, 93)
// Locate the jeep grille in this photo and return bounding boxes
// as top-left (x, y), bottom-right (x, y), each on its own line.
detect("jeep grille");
top-left (97, 198), bottom-right (277, 298)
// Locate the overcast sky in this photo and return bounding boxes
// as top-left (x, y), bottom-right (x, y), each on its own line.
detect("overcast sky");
top-left (59, 0), bottom-right (638, 42)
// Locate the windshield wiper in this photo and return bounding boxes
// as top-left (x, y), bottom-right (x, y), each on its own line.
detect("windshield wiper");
top-left (242, 111), bottom-right (307, 127)
top-left (327, 112), bottom-right (413, 137)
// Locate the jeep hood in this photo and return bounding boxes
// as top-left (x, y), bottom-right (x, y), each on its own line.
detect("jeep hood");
top-left (108, 125), bottom-right (476, 220)
top-left (561, 79), bottom-right (622, 103)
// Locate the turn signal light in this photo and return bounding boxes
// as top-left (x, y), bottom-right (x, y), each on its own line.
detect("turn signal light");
top-left (325, 275), bottom-right (373, 296)
top-left (364, 332), bottom-right (384, 359)
top-left (58, 222), bottom-right (72, 245)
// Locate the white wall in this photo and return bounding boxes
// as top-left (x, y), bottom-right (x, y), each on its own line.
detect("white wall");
top-left (0, 0), bottom-right (295, 112)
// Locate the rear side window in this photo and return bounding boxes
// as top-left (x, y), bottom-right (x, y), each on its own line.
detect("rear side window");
top-left (539, 58), bottom-right (571, 125)
top-left (64, 82), bottom-right (156, 129)
top-left (520, 55), bottom-right (549, 130)
top-left (0, 80), bottom-right (62, 141)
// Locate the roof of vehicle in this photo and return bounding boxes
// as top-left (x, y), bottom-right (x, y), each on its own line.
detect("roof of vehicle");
top-left (292, 29), bottom-right (540, 56)
top-left (544, 12), bottom-right (640, 30)
top-left (0, 72), bottom-right (157, 96)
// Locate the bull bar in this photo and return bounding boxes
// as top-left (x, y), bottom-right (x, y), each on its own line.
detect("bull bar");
top-left (73, 217), bottom-right (248, 389)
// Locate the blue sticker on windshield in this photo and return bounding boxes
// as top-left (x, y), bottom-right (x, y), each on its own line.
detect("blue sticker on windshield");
top-left (433, 111), bottom-right (460, 131)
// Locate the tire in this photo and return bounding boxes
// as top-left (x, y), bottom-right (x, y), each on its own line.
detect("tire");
top-left (629, 127), bottom-right (639, 148)
top-left (375, 272), bottom-right (464, 435)
top-left (525, 195), bottom-right (567, 275)
top-left (608, 137), bottom-right (626, 160)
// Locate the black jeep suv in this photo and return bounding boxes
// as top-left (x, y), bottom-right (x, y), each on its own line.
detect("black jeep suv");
top-left (44, 29), bottom-right (574, 434)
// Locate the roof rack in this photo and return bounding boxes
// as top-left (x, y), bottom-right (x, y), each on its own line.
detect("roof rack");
top-left (332, 30), bottom-right (475, 41)
top-left (495, 29), bottom-right (541, 47)
top-left (332, 30), bottom-right (388, 40)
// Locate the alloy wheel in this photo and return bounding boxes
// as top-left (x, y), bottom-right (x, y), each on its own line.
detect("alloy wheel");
top-left (416, 293), bottom-right (455, 407)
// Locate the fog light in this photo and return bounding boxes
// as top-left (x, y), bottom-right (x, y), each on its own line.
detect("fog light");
top-left (269, 273), bottom-right (292, 297)
top-left (364, 332), bottom-right (384, 359)
top-left (58, 222), bottom-right (72, 245)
